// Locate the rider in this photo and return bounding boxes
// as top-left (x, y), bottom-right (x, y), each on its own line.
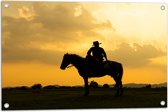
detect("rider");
top-left (87, 41), bottom-right (107, 67)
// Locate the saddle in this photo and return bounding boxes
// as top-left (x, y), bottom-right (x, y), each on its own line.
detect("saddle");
top-left (85, 55), bottom-right (107, 73)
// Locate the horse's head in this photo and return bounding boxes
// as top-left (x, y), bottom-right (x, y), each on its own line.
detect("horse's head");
top-left (60, 53), bottom-right (71, 70)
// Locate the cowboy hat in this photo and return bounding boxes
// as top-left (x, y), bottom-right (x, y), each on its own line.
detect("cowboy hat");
top-left (93, 41), bottom-right (101, 46)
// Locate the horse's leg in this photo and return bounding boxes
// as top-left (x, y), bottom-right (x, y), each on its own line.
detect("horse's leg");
top-left (116, 81), bottom-right (120, 96)
top-left (118, 65), bottom-right (123, 96)
top-left (115, 76), bottom-right (124, 96)
top-left (113, 75), bottom-right (119, 96)
top-left (119, 81), bottom-right (123, 96)
top-left (83, 77), bottom-right (89, 96)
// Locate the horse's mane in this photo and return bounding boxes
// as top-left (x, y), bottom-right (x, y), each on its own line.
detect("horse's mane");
top-left (69, 54), bottom-right (85, 60)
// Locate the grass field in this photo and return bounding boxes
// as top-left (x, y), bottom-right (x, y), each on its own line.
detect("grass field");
top-left (2, 87), bottom-right (167, 110)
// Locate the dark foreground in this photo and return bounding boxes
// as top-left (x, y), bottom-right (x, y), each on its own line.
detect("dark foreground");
top-left (2, 88), bottom-right (167, 110)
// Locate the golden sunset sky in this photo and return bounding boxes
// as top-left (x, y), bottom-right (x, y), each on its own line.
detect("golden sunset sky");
top-left (2, 2), bottom-right (167, 87)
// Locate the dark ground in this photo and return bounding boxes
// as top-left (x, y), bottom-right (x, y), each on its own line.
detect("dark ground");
top-left (2, 87), bottom-right (167, 110)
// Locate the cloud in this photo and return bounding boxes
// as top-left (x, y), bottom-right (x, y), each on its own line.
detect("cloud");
top-left (3, 47), bottom-right (63, 65)
top-left (107, 43), bottom-right (166, 67)
top-left (3, 3), bottom-right (165, 68)
top-left (18, 6), bottom-right (35, 21)
top-left (2, 2), bottom-right (113, 65)
top-left (33, 3), bottom-right (112, 31)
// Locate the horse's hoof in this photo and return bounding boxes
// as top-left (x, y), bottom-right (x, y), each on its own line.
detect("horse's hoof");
top-left (115, 94), bottom-right (119, 97)
top-left (119, 93), bottom-right (123, 96)
top-left (84, 93), bottom-right (89, 96)
top-left (84, 94), bottom-right (88, 96)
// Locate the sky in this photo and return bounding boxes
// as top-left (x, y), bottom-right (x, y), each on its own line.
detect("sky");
top-left (1, 2), bottom-right (167, 87)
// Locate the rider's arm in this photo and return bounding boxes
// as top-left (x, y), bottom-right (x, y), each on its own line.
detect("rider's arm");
top-left (87, 47), bottom-right (92, 56)
top-left (102, 48), bottom-right (107, 61)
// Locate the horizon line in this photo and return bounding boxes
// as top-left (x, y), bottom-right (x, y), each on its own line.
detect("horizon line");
top-left (2, 82), bottom-right (167, 88)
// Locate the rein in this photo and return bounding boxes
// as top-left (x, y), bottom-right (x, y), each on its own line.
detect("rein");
top-left (66, 64), bottom-right (74, 68)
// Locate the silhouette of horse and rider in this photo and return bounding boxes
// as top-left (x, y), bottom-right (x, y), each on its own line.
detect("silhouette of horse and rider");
top-left (60, 41), bottom-right (123, 96)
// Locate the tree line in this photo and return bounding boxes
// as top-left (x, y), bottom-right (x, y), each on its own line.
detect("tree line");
top-left (3, 81), bottom-right (111, 90)
top-left (3, 81), bottom-right (164, 90)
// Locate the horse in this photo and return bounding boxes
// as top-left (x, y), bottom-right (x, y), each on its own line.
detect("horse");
top-left (60, 53), bottom-right (123, 96)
